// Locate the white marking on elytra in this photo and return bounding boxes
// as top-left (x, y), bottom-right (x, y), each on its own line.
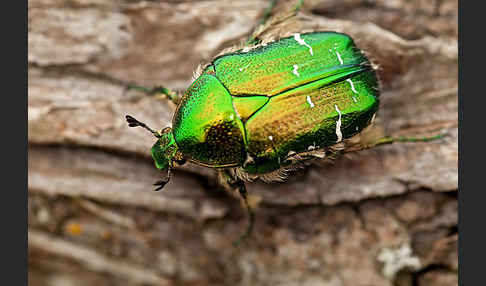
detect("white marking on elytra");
top-left (238, 63), bottom-right (251, 72)
top-left (356, 126), bottom-right (359, 131)
top-left (306, 95), bottom-right (315, 108)
top-left (294, 33), bottom-right (313, 56)
top-left (269, 135), bottom-right (273, 141)
top-left (346, 78), bottom-right (359, 102)
top-left (307, 142), bottom-right (317, 151)
top-left (292, 64), bottom-right (300, 77)
top-left (335, 51), bottom-right (344, 65)
top-left (347, 79), bottom-right (358, 93)
top-left (229, 114), bottom-right (234, 120)
top-left (334, 104), bottom-right (343, 142)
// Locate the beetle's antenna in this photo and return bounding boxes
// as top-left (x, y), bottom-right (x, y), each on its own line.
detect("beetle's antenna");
top-left (153, 165), bottom-right (172, 191)
top-left (125, 115), bottom-right (161, 138)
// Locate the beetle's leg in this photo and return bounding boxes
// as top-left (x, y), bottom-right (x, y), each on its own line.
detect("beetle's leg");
top-left (233, 180), bottom-right (255, 246)
top-left (125, 84), bottom-right (182, 105)
top-left (293, 0), bottom-right (304, 12)
top-left (258, 0), bottom-right (278, 26)
top-left (221, 170), bottom-right (255, 245)
top-left (246, 0), bottom-right (304, 45)
top-left (258, 0), bottom-right (303, 27)
top-left (245, 0), bottom-right (277, 45)
top-left (371, 134), bottom-right (445, 146)
top-left (153, 166), bottom-right (172, 191)
top-left (344, 133), bottom-right (446, 153)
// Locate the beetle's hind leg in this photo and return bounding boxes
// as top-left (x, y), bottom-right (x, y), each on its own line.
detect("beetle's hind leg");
top-left (245, 0), bottom-right (304, 45)
top-left (371, 134), bottom-right (446, 146)
top-left (125, 84), bottom-right (182, 105)
top-left (220, 170), bottom-right (255, 245)
top-left (344, 132), bottom-right (447, 154)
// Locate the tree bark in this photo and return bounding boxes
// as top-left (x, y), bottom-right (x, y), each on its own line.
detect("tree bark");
top-left (28, 1), bottom-right (458, 285)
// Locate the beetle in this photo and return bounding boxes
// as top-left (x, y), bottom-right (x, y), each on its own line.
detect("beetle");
top-left (126, 31), bottom-right (441, 242)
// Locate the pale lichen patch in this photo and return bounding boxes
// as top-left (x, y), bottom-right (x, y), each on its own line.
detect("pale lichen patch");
top-left (377, 244), bottom-right (421, 279)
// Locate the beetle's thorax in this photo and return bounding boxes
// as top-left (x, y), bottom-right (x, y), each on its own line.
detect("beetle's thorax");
top-left (171, 74), bottom-right (246, 168)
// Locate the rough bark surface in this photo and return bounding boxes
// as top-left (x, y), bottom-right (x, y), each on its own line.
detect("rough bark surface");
top-left (28, 1), bottom-right (458, 285)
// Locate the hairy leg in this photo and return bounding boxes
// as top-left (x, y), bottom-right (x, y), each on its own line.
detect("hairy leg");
top-left (345, 133), bottom-right (446, 153)
top-left (125, 84), bottom-right (182, 105)
top-left (246, 0), bottom-right (304, 45)
top-left (220, 170), bottom-right (255, 245)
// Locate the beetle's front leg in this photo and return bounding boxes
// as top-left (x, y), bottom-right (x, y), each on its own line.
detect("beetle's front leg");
top-left (220, 170), bottom-right (255, 245)
top-left (125, 84), bottom-right (182, 105)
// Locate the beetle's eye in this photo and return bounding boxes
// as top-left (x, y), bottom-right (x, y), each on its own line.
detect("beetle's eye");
top-left (161, 127), bottom-right (171, 134)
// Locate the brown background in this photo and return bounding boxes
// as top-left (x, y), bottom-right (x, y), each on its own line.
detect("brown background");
top-left (28, 0), bottom-right (458, 285)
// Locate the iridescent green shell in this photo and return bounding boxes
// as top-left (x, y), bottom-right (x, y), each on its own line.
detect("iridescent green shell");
top-left (171, 32), bottom-right (379, 175)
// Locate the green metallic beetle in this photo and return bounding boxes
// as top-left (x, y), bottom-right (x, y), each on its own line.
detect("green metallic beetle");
top-left (126, 31), bottom-right (440, 242)
top-left (128, 31), bottom-right (378, 180)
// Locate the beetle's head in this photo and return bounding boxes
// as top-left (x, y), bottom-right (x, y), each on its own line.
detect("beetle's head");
top-left (126, 115), bottom-right (185, 191)
top-left (150, 127), bottom-right (180, 170)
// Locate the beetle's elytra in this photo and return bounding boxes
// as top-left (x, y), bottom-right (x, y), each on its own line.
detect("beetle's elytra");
top-left (151, 32), bottom-right (378, 176)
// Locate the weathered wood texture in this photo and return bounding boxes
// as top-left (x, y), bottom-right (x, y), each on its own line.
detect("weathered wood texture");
top-left (28, 0), bottom-right (458, 285)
